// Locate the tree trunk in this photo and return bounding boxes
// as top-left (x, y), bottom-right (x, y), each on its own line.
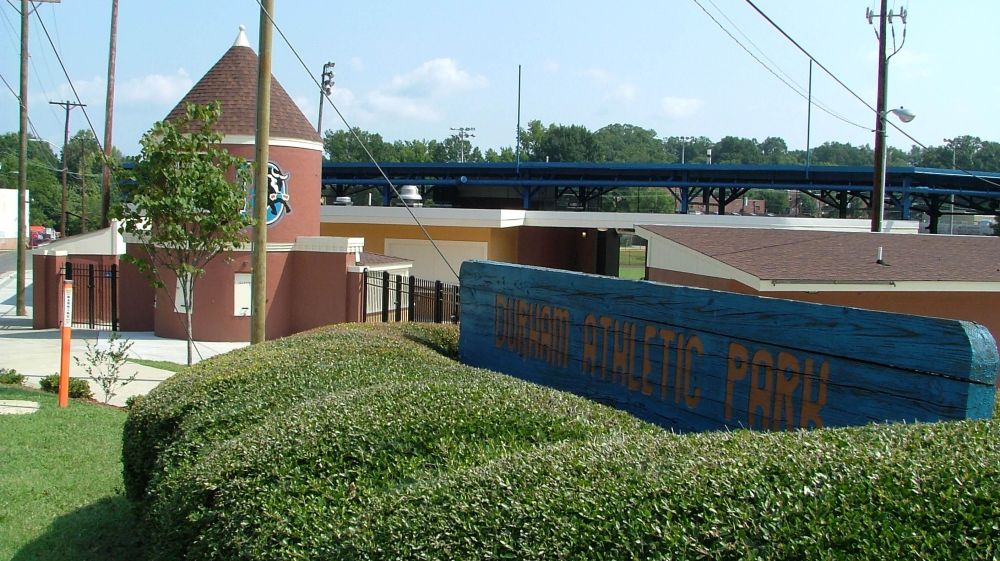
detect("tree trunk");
top-left (184, 277), bottom-right (194, 366)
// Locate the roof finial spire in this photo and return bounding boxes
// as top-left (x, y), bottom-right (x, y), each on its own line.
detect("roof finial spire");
top-left (233, 24), bottom-right (250, 48)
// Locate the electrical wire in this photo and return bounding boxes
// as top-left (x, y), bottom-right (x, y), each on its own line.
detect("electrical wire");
top-left (741, 0), bottom-right (1000, 190)
top-left (691, 0), bottom-right (870, 132)
top-left (31, 7), bottom-right (108, 164)
top-left (703, 0), bottom-right (849, 126)
top-left (253, 0), bottom-right (460, 281)
top-left (0, 70), bottom-right (44, 139)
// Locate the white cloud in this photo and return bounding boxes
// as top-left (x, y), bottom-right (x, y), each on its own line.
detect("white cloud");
top-left (659, 96), bottom-right (705, 119)
top-left (609, 83), bottom-right (638, 103)
top-left (46, 75), bottom-right (106, 105)
top-left (368, 92), bottom-right (440, 121)
top-left (583, 67), bottom-right (613, 84)
top-left (118, 69), bottom-right (194, 105)
top-left (386, 58), bottom-right (488, 97)
top-left (360, 58), bottom-right (486, 123)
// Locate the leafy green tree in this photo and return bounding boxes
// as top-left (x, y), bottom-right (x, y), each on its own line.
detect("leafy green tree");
top-left (324, 128), bottom-right (397, 162)
top-left (593, 124), bottom-right (666, 162)
top-left (747, 189), bottom-right (789, 214)
top-left (810, 141), bottom-right (873, 166)
top-left (538, 124), bottom-right (597, 162)
top-left (712, 136), bottom-right (762, 164)
top-left (0, 132), bottom-right (61, 227)
top-left (601, 187), bottom-right (675, 213)
top-left (115, 102), bottom-right (252, 365)
top-left (518, 120), bottom-right (548, 161)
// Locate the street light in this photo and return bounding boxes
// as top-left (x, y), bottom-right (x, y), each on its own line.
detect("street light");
top-left (872, 106), bottom-right (915, 232)
top-left (316, 61), bottom-right (335, 135)
top-left (677, 135), bottom-right (693, 164)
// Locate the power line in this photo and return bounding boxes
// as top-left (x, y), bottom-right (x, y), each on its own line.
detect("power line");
top-left (741, 0), bottom-right (1000, 190)
top-left (691, 0), bottom-right (870, 131)
top-left (31, 7), bottom-right (107, 160)
top-left (0, 70), bottom-right (43, 139)
top-left (252, 0), bottom-right (460, 281)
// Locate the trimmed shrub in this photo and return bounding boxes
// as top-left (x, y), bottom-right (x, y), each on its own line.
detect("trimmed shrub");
top-left (0, 368), bottom-right (25, 385)
top-left (122, 323), bottom-right (461, 502)
top-left (126, 323), bottom-right (1000, 561)
top-left (38, 374), bottom-right (93, 399)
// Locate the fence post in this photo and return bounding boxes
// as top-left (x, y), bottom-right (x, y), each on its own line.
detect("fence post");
top-left (452, 287), bottom-right (460, 324)
top-left (110, 264), bottom-right (119, 331)
top-left (361, 270), bottom-right (369, 323)
top-left (394, 274), bottom-right (403, 322)
top-left (88, 264), bottom-right (96, 329)
top-left (381, 271), bottom-right (390, 323)
top-left (434, 280), bottom-right (443, 323)
top-left (408, 276), bottom-right (416, 322)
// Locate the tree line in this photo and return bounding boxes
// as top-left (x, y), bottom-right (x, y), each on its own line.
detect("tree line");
top-left (5, 121), bottom-right (999, 234)
top-left (324, 121), bottom-right (1000, 172)
top-left (0, 130), bottom-right (119, 236)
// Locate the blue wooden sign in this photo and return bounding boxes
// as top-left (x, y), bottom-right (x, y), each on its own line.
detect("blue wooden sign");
top-left (459, 261), bottom-right (998, 432)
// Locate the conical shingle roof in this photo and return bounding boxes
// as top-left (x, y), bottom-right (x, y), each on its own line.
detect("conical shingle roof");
top-left (165, 27), bottom-right (321, 143)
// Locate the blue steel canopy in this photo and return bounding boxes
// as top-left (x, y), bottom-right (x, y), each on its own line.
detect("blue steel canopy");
top-left (322, 162), bottom-right (1000, 232)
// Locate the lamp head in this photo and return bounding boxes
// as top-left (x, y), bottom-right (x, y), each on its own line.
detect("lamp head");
top-left (888, 106), bottom-right (916, 123)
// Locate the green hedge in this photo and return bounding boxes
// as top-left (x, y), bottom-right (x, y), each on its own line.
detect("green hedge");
top-left (125, 323), bottom-right (1000, 561)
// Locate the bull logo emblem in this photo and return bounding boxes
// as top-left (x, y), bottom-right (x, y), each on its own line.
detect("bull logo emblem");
top-left (264, 162), bottom-right (291, 225)
top-left (242, 161), bottom-right (292, 226)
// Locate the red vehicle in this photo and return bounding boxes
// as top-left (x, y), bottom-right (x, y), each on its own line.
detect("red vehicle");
top-left (29, 225), bottom-right (54, 248)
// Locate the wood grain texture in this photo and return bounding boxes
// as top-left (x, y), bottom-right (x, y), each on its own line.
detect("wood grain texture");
top-left (459, 261), bottom-right (998, 433)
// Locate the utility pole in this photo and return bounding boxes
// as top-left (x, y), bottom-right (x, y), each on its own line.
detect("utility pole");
top-left (449, 127), bottom-right (476, 163)
top-left (16, 0), bottom-right (29, 317)
top-left (317, 61), bottom-right (334, 135)
top-left (100, 0), bottom-right (119, 229)
top-left (50, 100), bottom-right (85, 237)
top-left (867, 0), bottom-right (907, 232)
top-left (869, 0), bottom-right (889, 233)
top-left (253, 4), bottom-right (274, 344)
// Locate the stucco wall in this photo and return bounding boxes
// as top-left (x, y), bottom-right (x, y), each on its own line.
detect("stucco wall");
top-left (225, 144), bottom-right (321, 244)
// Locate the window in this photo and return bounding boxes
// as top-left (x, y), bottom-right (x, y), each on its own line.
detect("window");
top-left (174, 273), bottom-right (193, 313)
top-left (234, 273), bottom-right (252, 317)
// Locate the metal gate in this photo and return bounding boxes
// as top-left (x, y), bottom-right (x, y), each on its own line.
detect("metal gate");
top-left (63, 262), bottom-right (119, 331)
top-left (362, 271), bottom-right (459, 324)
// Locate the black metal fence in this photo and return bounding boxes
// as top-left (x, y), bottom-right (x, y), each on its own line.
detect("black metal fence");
top-left (362, 270), bottom-right (459, 324)
top-left (63, 262), bottom-right (118, 331)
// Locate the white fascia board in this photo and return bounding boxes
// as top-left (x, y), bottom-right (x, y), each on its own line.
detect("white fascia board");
top-left (294, 236), bottom-right (364, 253)
top-left (348, 262), bottom-right (413, 274)
top-left (222, 134), bottom-right (324, 152)
top-left (762, 280), bottom-right (1000, 293)
top-left (321, 206), bottom-right (527, 229)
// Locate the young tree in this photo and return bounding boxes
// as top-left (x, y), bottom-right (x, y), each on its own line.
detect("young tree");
top-left (116, 102), bottom-right (251, 365)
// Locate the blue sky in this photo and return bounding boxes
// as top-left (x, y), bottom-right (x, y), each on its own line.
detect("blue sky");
top-left (1, 0), bottom-right (996, 157)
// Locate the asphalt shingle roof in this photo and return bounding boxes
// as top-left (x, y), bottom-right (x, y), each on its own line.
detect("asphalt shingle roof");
top-left (165, 44), bottom-right (320, 143)
top-left (640, 225), bottom-right (1000, 283)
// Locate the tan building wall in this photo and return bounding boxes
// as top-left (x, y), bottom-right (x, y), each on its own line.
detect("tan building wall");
top-left (647, 268), bottom-right (1000, 348)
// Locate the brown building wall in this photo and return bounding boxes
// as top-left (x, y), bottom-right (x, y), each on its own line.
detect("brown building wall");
top-left (31, 253), bottom-right (64, 329)
top-left (225, 144), bottom-right (321, 244)
top-left (290, 251), bottom-right (354, 333)
top-left (647, 267), bottom-right (1000, 348)
top-left (119, 245), bottom-right (155, 331)
top-left (152, 249), bottom-right (357, 342)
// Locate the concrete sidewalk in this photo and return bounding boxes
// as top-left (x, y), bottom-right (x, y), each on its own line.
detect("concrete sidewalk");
top-left (0, 269), bottom-right (248, 407)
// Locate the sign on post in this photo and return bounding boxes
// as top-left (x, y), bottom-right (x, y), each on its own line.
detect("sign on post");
top-left (59, 268), bottom-right (73, 408)
top-left (459, 261), bottom-right (998, 432)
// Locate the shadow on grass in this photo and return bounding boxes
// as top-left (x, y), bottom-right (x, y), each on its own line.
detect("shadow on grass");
top-left (12, 495), bottom-right (144, 561)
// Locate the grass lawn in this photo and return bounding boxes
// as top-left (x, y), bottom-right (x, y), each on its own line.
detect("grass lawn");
top-left (619, 245), bottom-right (646, 280)
top-left (0, 385), bottom-right (142, 561)
top-left (129, 359), bottom-right (185, 373)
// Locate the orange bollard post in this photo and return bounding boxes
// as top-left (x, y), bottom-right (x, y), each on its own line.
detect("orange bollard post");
top-left (59, 269), bottom-right (74, 408)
